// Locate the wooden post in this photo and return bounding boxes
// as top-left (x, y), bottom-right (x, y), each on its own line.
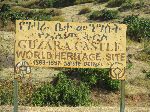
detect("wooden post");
top-left (120, 80), bottom-right (125, 112)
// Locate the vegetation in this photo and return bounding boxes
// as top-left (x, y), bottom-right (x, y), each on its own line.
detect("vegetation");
top-left (38, 0), bottom-right (93, 8)
top-left (39, 0), bottom-right (54, 8)
top-left (50, 16), bottom-right (65, 21)
top-left (64, 68), bottom-right (120, 91)
top-left (89, 9), bottom-right (119, 21)
top-left (107, 0), bottom-right (132, 7)
top-left (0, 81), bottom-right (13, 105)
top-left (89, 11), bottom-right (101, 20)
top-left (123, 15), bottom-right (150, 41)
top-left (0, 4), bottom-right (62, 26)
top-left (0, 0), bottom-right (150, 108)
top-left (146, 71), bottom-right (150, 79)
top-left (96, 0), bottom-right (110, 3)
top-left (75, 0), bottom-right (94, 4)
top-left (119, 2), bottom-right (134, 12)
top-left (32, 73), bottom-right (91, 106)
top-left (78, 7), bottom-right (91, 15)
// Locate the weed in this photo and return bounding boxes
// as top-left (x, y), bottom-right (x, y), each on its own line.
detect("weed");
top-left (89, 9), bottom-right (119, 21)
top-left (107, 0), bottom-right (132, 7)
top-left (64, 68), bottom-right (120, 91)
top-left (119, 2), bottom-right (134, 12)
top-left (32, 73), bottom-right (91, 106)
top-left (96, 0), bottom-right (110, 3)
top-left (123, 15), bottom-right (150, 41)
top-left (79, 7), bottom-right (91, 15)
top-left (146, 71), bottom-right (150, 79)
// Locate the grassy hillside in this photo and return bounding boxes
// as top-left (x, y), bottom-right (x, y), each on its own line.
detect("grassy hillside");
top-left (0, 0), bottom-right (150, 108)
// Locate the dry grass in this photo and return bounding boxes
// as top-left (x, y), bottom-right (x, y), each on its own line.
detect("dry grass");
top-left (129, 77), bottom-right (150, 90)
top-left (1, 106), bottom-right (150, 112)
top-left (11, 6), bottom-right (31, 13)
top-left (18, 0), bottom-right (40, 8)
top-left (126, 83), bottom-right (149, 95)
top-left (50, 16), bottom-right (65, 22)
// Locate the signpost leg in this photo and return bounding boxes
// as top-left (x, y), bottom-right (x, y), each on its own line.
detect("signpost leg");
top-left (120, 80), bottom-right (125, 112)
top-left (13, 79), bottom-right (18, 112)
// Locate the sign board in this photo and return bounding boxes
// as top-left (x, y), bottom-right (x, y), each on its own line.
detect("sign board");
top-left (15, 20), bottom-right (127, 79)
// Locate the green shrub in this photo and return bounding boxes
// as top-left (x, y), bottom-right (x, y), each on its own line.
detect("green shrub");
top-left (39, 0), bottom-right (54, 8)
top-left (64, 68), bottom-right (120, 91)
top-left (89, 10), bottom-right (101, 20)
top-left (54, 0), bottom-right (76, 7)
top-left (75, 0), bottom-right (94, 4)
top-left (1, 4), bottom-right (11, 12)
top-left (146, 71), bottom-right (150, 79)
top-left (119, 2), bottom-right (134, 12)
top-left (107, 0), bottom-right (132, 7)
top-left (123, 15), bottom-right (150, 41)
top-left (32, 73), bottom-right (91, 106)
top-left (96, 0), bottom-right (110, 3)
top-left (100, 9), bottom-right (119, 20)
top-left (0, 81), bottom-right (13, 105)
top-left (29, 12), bottom-right (52, 21)
top-left (103, 78), bottom-right (120, 91)
top-left (39, 0), bottom-right (93, 8)
top-left (50, 9), bottom-right (62, 16)
top-left (79, 7), bottom-right (91, 15)
top-left (0, 90), bottom-right (13, 105)
top-left (0, 10), bottom-right (53, 25)
top-left (127, 62), bottom-right (133, 69)
top-left (89, 9), bottom-right (119, 21)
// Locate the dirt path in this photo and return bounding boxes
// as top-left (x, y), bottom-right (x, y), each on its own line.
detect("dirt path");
top-left (1, 106), bottom-right (150, 112)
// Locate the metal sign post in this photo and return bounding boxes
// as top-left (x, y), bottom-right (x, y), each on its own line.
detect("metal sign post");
top-left (120, 80), bottom-right (125, 112)
top-left (13, 78), bottom-right (18, 112)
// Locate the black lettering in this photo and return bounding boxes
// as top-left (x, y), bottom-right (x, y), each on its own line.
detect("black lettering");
top-left (18, 40), bottom-right (27, 48)
top-left (106, 53), bottom-right (111, 61)
top-left (121, 53), bottom-right (125, 61)
top-left (16, 51), bottom-right (26, 58)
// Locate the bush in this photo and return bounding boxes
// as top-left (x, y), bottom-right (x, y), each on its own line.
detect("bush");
top-left (89, 9), bottom-right (119, 21)
top-left (96, 0), bottom-right (110, 3)
top-left (54, 0), bottom-right (76, 7)
top-left (0, 81), bottom-right (13, 105)
top-left (89, 10), bottom-right (101, 20)
top-left (39, 0), bottom-right (93, 8)
top-left (64, 68), bottom-right (120, 91)
top-left (146, 71), bottom-right (150, 79)
top-left (103, 77), bottom-right (120, 90)
top-left (107, 0), bottom-right (132, 7)
top-left (50, 9), bottom-right (62, 16)
top-left (32, 73), bottom-right (91, 106)
top-left (75, 0), bottom-right (94, 4)
top-left (0, 90), bottom-right (13, 105)
top-left (100, 9), bottom-right (119, 20)
top-left (119, 2), bottom-right (134, 12)
top-left (78, 7), bottom-right (91, 15)
top-left (39, 0), bottom-right (54, 8)
top-left (1, 4), bottom-right (11, 12)
top-left (123, 15), bottom-right (150, 41)
top-left (0, 9), bottom-right (53, 25)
